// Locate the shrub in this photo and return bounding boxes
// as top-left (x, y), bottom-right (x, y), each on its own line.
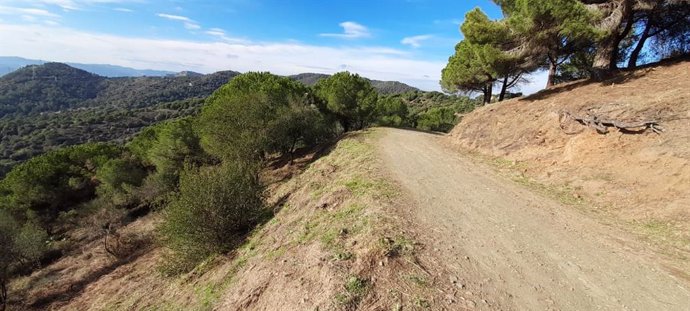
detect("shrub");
top-left (198, 72), bottom-right (318, 161)
top-left (374, 96), bottom-right (409, 127)
top-left (266, 101), bottom-right (336, 155)
top-left (158, 163), bottom-right (266, 274)
top-left (127, 117), bottom-right (211, 194)
top-left (0, 143), bottom-right (120, 227)
top-left (416, 107), bottom-right (458, 132)
top-left (0, 210), bottom-right (47, 310)
top-left (96, 157), bottom-right (147, 207)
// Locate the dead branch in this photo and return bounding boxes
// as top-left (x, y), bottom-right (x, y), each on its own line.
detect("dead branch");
top-left (559, 111), bottom-right (663, 135)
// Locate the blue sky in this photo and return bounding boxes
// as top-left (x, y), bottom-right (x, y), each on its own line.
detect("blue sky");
top-left (0, 0), bottom-right (545, 92)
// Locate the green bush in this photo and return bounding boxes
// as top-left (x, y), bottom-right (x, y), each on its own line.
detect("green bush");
top-left (266, 101), bottom-right (336, 155)
top-left (0, 210), bottom-right (47, 310)
top-left (0, 143), bottom-right (120, 226)
top-left (199, 72), bottom-right (329, 161)
top-left (416, 107), bottom-right (458, 132)
top-left (96, 156), bottom-right (147, 207)
top-left (127, 117), bottom-right (211, 194)
top-left (158, 163), bottom-right (266, 274)
top-left (374, 96), bottom-right (409, 127)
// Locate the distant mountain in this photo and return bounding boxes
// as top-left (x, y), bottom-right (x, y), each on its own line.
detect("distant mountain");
top-left (169, 71), bottom-right (205, 78)
top-left (289, 73), bottom-right (419, 95)
top-left (0, 56), bottom-right (174, 77)
top-left (0, 63), bottom-right (239, 117)
top-left (0, 63), bottom-right (240, 177)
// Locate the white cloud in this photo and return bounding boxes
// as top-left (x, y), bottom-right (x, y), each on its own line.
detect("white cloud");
top-left (0, 6), bottom-right (60, 17)
top-left (0, 22), bottom-right (444, 91)
top-left (157, 13), bottom-right (192, 22)
top-left (157, 13), bottom-right (200, 31)
top-left (320, 21), bottom-right (371, 39)
top-left (20, 0), bottom-right (143, 11)
top-left (401, 35), bottom-right (433, 48)
top-left (515, 70), bottom-right (548, 95)
top-left (113, 7), bottom-right (133, 12)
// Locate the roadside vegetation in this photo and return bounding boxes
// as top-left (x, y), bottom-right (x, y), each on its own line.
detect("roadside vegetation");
top-left (0, 69), bottom-right (477, 310)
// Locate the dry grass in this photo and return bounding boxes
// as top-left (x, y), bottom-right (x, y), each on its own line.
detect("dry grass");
top-left (11, 130), bottom-right (463, 311)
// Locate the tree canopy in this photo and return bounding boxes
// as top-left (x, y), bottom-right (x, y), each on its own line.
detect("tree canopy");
top-left (314, 72), bottom-right (378, 131)
top-left (443, 0), bottom-right (690, 94)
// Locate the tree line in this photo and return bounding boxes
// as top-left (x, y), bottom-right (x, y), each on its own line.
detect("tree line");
top-left (442, 0), bottom-right (690, 104)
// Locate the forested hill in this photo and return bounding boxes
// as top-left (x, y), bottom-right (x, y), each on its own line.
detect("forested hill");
top-left (0, 63), bottom-right (422, 178)
top-left (0, 63), bottom-right (240, 117)
top-left (289, 73), bottom-right (419, 95)
top-left (0, 63), bottom-right (241, 177)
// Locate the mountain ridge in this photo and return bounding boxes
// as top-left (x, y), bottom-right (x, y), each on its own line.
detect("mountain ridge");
top-left (0, 56), bottom-right (175, 77)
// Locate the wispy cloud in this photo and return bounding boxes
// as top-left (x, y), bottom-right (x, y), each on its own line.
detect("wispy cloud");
top-left (22, 0), bottom-right (143, 11)
top-left (401, 35), bottom-right (433, 48)
top-left (203, 27), bottom-right (247, 43)
top-left (320, 21), bottom-right (371, 39)
top-left (0, 6), bottom-right (60, 18)
top-left (157, 13), bottom-right (200, 30)
top-left (113, 7), bottom-right (133, 13)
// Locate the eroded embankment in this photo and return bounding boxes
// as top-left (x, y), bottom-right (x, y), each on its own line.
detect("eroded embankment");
top-left (448, 60), bottom-right (690, 256)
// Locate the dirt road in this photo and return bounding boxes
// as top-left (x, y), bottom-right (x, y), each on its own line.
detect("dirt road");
top-left (377, 128), bottom-right (690, 310)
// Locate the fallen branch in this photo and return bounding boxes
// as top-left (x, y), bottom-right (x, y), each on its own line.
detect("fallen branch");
top-left (559, 111), bottom-right (663, 135)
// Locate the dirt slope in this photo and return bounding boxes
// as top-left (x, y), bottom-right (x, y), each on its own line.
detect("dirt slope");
top-left (11, 132), bottom-right (467, 311)
top-left (378, 127), bottom-right (690, 310)
top-left (448, 60), bottom-right (690, 255)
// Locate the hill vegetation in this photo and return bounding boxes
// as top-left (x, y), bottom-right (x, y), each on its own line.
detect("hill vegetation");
top-left (290, 72), bottom-right (419, 95)
top-left (0, 68), bottom-right (480, 309)
top-left (0, 64), bottom-right (427, 178)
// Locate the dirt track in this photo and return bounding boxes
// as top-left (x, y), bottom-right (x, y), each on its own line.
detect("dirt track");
top-left (377, 128), bottom-right (690, 310)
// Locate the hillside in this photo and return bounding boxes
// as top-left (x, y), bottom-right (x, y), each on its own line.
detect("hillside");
top-left (290, 73), bottom-right (419, 95)
top-left (8, 132), bottom-right (464, 310)
top-left (0, 56), bottom-right (174, 77)
top-left (448, 59), bottom-right (690, 255)
top-left (0, 64), bottom-right (426, 178)
top-left (0, 63), bottom-right (240, 177)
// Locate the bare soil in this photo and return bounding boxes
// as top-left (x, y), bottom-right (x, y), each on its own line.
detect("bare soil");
top-left (448, 59), bottom-right (690, 257)
top-left (379, 127), bottom-right (690, 310)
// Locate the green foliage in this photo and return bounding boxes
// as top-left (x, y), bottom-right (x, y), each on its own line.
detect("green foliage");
top-left (290, 73), bottom-right (419, 95)
top-left (315, 72), bottom-right (378, 131)
top-left (158, 163), bottom-right (266, 274)
top-left (0, 143), bottom-right (120, 224)
top-left (442, 9), bottom-right (521, 102)
top-left (0, 209), bottom-right (46, 309)
top-left (199, 72), bottom-right (333, 161)
top-left (379, 91), bottom-right (478, 132)
top-left (96, 156), bottom-right (147, 207)
top-left (374, 96), bottom-right (409, 127)
top-left (266, 101), bottom-right (336, 155)
top-left (0, 62), bottom-right (237, 179)
top-left (416, 107), bottom-right (458, 132)
top-left (126, 117), bottom-right (210, 195)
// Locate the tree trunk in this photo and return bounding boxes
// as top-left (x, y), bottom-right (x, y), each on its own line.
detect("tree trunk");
top-left (483, 83), bottom-right (493, 105)
top-left (628, 19), bottom-right (652, 68)
top-left (546, 59), bottom-right (558, 88)
top-left (592, 0), bottom-right (633, 75)
top-left (498, 76), bottom-right (509, 101)
top-left (1, 279), bottom-right (7, 311)
top-left (341, 118), bottom-right (350, 132)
